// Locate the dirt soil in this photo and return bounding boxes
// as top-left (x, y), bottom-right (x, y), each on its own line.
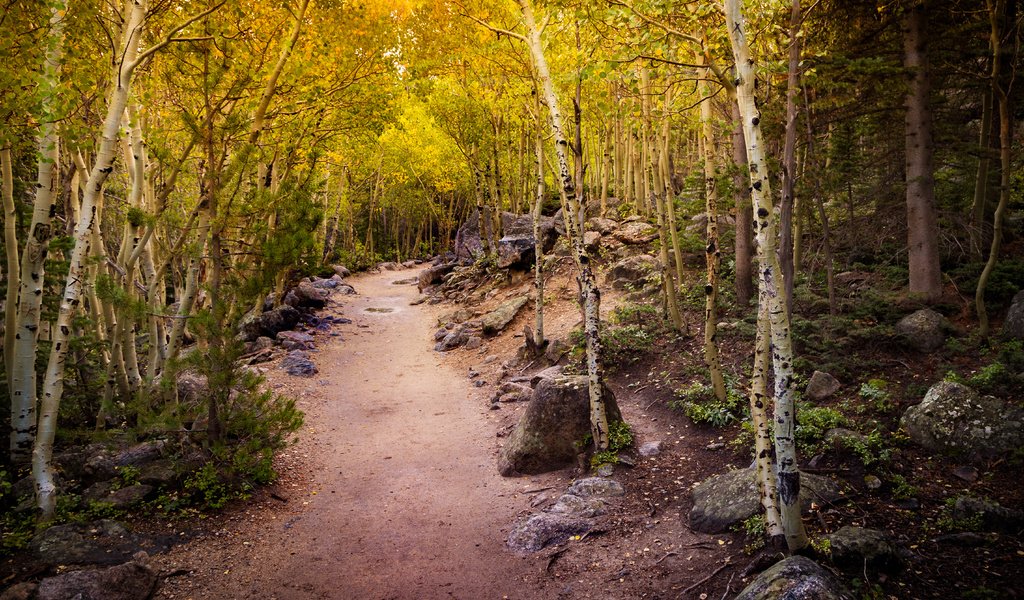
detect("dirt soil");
top-left (152, 265), bottom-right (740, 600)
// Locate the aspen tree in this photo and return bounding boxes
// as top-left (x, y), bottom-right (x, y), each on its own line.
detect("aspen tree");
top-left (641, 68), bottom-right (682, 331)
top-left (9, 2), bottom-right (64, 463)
top-left (698, 61), bottom-right (726, 403)
top-left (723, 0), bottom-right (808, 552)
top-left (33, 0), bottom-right (223, 518)
top-left (2, 147), bottom-right (16, 383)
top-left (518, 0), bottom-right (611, 449)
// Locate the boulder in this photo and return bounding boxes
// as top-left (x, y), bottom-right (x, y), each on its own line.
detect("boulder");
top-left (544, 339), bottom-right (570, 364)
top-left (498, 376), bottom-right (621, 476)
top-left (435, 326), bottom-right (470, 352)
top-left (418, 262), bottom-right (456, 291)
top-left (530, 365), bottom-right (565, 387)
top-left (85, 440), bottom-right (166, 481)
top-left (377, 261), bottom-right (401, 271)
top-left (250, 305), bottom-right (301, 340)
top-left (501, 212), bottom-right (559, 250)
top-left (507, 513), bottom-right (592, 553)
top-left (605, 254), bottom-right (658, 290)
top-left (284, 280), bottom-right (329, 310)
top-left (453, 209), bottom-right (485, 262)
top-left (826, 526), bottom-right (904, 574)
top-left (895, 308), bottom-right (947, 353)
top-left (586, 217), bottom-right (618, 234)
top-left (582, 231), bottom-right (601, 253)
top-left (689, 468), bottom-right (844, 533)
top-left (1003, 290), bottom-right (1024, 340)
top-left (174, 370), bottom-right (208, 407)
top-left (566, 477), bottom-right (625, 498)
top-left (137, 459), bottom-right (177, 486)
top-left (30, 520), bottom-right (160, 567)
top-left (311, 277), bottom-right (341, 290)
top-left (612, 221), bottom-right (658, 245)
top-left (280, 350), bottom-right (318, 377)
top-left (481, 296), bottom-right (530, 336)
top-left (36, 555), bottom-right (157, 600)
top-left (497, 235), bottom-right (537, 269)
top-left (548, 494), bottom-right (606, 518)
top-left (734, 556), bottom-right (854, 600)
top-left (332, 264), bottom-right (351, 278)
top-left (101, 484), bottom-right (153, 509)
top-left (638, 441), bottom-right (663, 457)
top-left (806, 371), bottom-right (842, 401)
top-left (900, 381), bottom-right (1024, 455)
top-left (277, 330), bottom-right (315, 351)
top-left (952, 496), bottom-right (1024, 534)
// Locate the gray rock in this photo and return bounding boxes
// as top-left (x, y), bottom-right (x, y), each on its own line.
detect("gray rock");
top-left (952, 496), bottom-right (1024, 533)
top-left (37, 555), bottom-right (157, 600)
top-left (582, 231), bottom-right (601, 253)
top-left (826, 526), bottom-right (904, 573)
top-left (435, 327), bottom-right (470, 352)
top-left (332, 264), bottom-right (351, 278)
top-left (283, 280), bottom-right (329, 310)
top-left (242, 305), bottom-right (301, 340)
top-left (103, 484), bottom-right (153, 509)
top-left (465, 336), bottom-right (483, 350)
top-left (586, 217), bottom-right (618, 234)
top-left (336, 283), bottom-right (356, 295)
top-left (251, 336), bottom-right (274, 352)
top-left (1004, 290), bottom-right (1024, 340)
top-left (900, 381), bottom-right (1024, 455)
top-left (548, 494), bottom-right (606, 518)
top-left (453, 209), bottom-right (486, 262)
top-left (543, 339), bottom-right (570, 364)
top-left (507, 513), bottom-right (591, 553)
top-left (806, 371), bottom-right (842, 401)
top-left (498, 376), bottom-right (621, 476)
top-left (824, 428), bottom-right (866, 448)
top-left (497, 235), bottom-right (538, 269)
top-left (280, 350), bottom-right (318, 377)
top-left (612, 221), bottom-right (658, 245)
top-left (566, 477), bottom-right (625, 498)
top-left (31, 520), bottom-right (134, 566)
top-left (417, 262), bottom-right (454, 288)
top-left (734, 556), bottom-right (854, 600)
top-left (439, 308), bottom-right (473, 325)
top-left (638, 441), bottom-right (663, 457)
top-left (278, 330), bottom-right (314, 351)
top-left (175, 371), bottom-right (208, 407)
top-left (85, 441), bottom-right (167, 481)
top-left (605, 254), bottom-right (658, 290)
top-left (377, 261), bottom-right (401, 271)
top-left (311, 277), bottom-right (340, 289)
top-left (530, 365), bottom-right (565, 387)
top-left (481, 296), bottom-right (529, 336)
top-left (137, 459), bottom-right (177, 486)
top-left (689, 468), bottom-right (844, 533)
top-left (895, 308), bottom-right (947, 353)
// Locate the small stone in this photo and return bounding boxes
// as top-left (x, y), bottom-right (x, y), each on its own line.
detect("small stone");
top-left (465, 336), bottom-right (483, 350)
top-left (638, 441), bottom-right (663, 457)
top-left (566, 477), bottom-right (625, 498)
top-left (474, 380), bottom-right (486, 387)
top-left (952, 465), bottom-right (979, 483)
top-left (864, 475), bottom-right (882, 490)
top-left (705, 441), bottom-right (725, 451)
top-left (805, 371), bottom-right (842, 401)
top-left (595, 464), bottom-right (615, 477)
top-left (468, 370), bottom-right (480, 379)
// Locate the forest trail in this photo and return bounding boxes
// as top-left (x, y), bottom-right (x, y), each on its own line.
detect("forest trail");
top-left (155, 267), bottom-right (557, 599)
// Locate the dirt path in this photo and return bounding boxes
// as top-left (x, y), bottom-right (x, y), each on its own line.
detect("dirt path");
top-left (156, 268), bottom-right (559, 599)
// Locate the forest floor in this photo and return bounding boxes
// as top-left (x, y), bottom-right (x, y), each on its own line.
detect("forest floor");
top-left (147, 257), bottom-right (1023, 600)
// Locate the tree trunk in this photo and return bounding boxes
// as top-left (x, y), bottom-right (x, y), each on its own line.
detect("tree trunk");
top-left (732, 106), bottom-right (754, 306)
top-left (970, 89), bottom-right (993, 260)
top-left (34, 0), bottom-right (152, 519)
top-left (750, 288), bottom-right (784, 544)
top-left (976, 0), bottom-right (1015, 338)
top-left (724, 0), bottom-right (808, 553)
top-left (903, 0), bottom-right (942, 302)
top-left (2, 147), bottom-right (17, 384)
top-left (533, 102), bottom-right (546, 350)
top-left (520, 0), bottom-right (610, 451)
top-left (10, 4), bottom-right (64, 464)
top-left (780, 0), bottom-right (802, 318)
top-left (699, 63), bottom-right (727, 403)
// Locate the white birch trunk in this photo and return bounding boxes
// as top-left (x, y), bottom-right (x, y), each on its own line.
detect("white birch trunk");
top-left (2, 147), bottom-right (17, 382)
top-left (699, 66), bottom-right (727, 403)
top-left (520, 0), bottom-right (610, 450)
top-left (724, 0), bottom-right (808, 553)
top-left (9, 3), bottom-right (64, 463)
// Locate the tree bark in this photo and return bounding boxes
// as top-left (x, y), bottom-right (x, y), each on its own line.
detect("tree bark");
top-left (699, 63), bottom-right (727, 403)
top-left (9, 3), bottom-right (64, 464)
top-left (724, 0), bottom-right (808, 553)
top-left (2, 147), bottom-right (17, 384)
top-left (903, 0), bottom-right (943, 302)
top-left (732, 105), bottom-right (754, 306)
top-left (520, 0), bottom-right (610, 451)
top-left (780, 0), bottom-right (802, 318)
